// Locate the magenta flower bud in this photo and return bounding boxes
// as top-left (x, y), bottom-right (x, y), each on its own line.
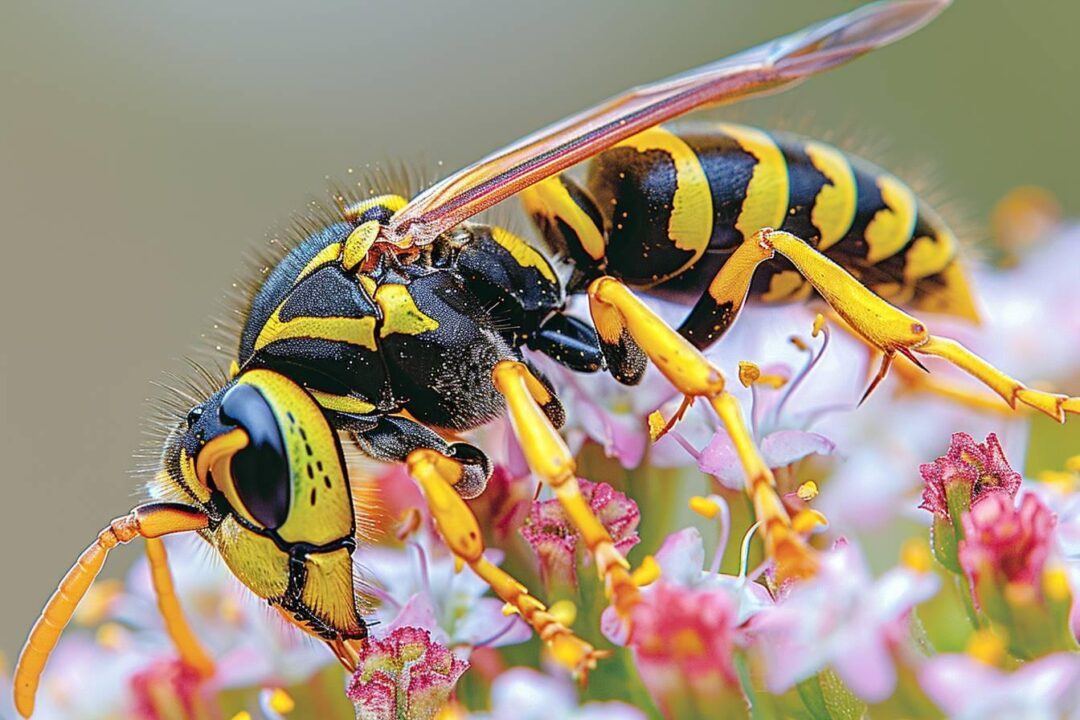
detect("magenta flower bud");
top-left (521, 480), bottom-right (640, 588)
top-left (919, 432), bottom-right (1021, 519)
top-left (129, 658), bottom-right (210, 720)
top-left (346, 627), bottom-right (468, 720)
top-left (919, 432), bottom-right (1021, 572)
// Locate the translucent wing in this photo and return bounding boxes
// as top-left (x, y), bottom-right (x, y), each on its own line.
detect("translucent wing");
top-left (383, 0), bottom-right (949, 246)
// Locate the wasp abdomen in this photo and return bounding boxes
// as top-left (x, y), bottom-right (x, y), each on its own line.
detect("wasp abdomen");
top-left (525, 123), bottom-right (978, 331)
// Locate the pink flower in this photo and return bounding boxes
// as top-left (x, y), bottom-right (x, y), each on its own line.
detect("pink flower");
top-left (959, 492), bottom-right (1056, 590)
top-left (919, 432), bottom-right (1022, 519)
top-left (748, 541), bottom-right (939, 703)
top-left (130, 658), bottom-right (213, 720)
top-left (919, 652), bottom-right (1080, 719)
top-left (520, 480), bottom-right (640, 588)
top-left (629, 581), bottom-right (746, 717)
top-left (361, 531), bottom-right (531, 651)
top-left (346, 626), bottom-right (468, 720)
top-left (467, 464), bottom-right (533, 545)
top-left (697, 322), bottom-right (842, 491)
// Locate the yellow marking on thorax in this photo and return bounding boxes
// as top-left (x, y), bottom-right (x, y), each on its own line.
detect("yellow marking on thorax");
top-left (358, 275), bottom-right (378, 296)
top-left (718, 124), bottom-right (789, 241)
top-left (253, 241), bottom-right (380, 352)
top-left (307, 388), bottom-right (376, 415)
top-left (804, 141), bottom-right (856, 251)
top-left (520, 176), bottom-right (607, 261)
top-left (298, 242), bottom-right (343, 282)
top-left (614, 127), bottom-right (712, 264)
top-left (255, 313), bottom-right (377, 353)
top-left (341, 221), bottom-right (380, 271)
top-left (864, 175), bottom-right (917, 264)
top-left (761, 270), bottom-right (813, 303)
top-left (375, 284), bottom-right (440, 338)
top-left (490, 226), bottom-right (557, 282)
top-left (342, 194), bottom-right (408, 223)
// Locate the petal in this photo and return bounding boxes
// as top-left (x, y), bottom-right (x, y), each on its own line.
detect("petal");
top-left (488, 667), bottom-right (577, 720)
top-left (653, 528), bottom-right (707, 587)
top-left (760, 430), bottom-right (836, 469)
top-left (455, 598), bottom-right (532, 648)
top-left (697, 430), bottom-right (744, 490)
top-left (918, 655), bottom-right (1004, 716)
top-left (387, 593), bottom-right (444, 641)
top-left (832, 633), bottom-right (896, 703)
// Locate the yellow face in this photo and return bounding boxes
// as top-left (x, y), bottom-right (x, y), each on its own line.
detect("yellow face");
top-left (163, 369), bottom-right (366, 641)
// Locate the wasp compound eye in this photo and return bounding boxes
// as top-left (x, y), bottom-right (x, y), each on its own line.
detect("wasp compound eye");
top-left (219, 383), bottom-right (291, 530)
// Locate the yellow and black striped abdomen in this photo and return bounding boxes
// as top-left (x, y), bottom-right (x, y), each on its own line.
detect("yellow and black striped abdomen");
top-left (527, 124), bottom-right (978, 326)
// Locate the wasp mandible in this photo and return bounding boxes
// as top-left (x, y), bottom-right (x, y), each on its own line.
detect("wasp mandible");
top-left (15, 1), bottom-right (1079, 716)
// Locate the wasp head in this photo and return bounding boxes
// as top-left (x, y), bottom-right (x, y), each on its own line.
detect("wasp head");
top-left (160, 369), bottom-right (366, 642)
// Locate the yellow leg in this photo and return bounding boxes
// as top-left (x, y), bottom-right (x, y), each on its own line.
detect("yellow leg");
top-left (406, 449), bottom-right (604, 676)
top-left (492, 360), bottom-right (646, 620)
top-left (144, 538), bottom-right (215, 678)
top-left (763, 229), bottom-right (1078, 422)
top-left (13, 504), bottom-right (209, 719)
top-left (586, 279), bottom-right (818, 582)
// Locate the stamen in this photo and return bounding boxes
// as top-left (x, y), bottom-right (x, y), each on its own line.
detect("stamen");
top-left (260, 688), bottom-right (295, 716)
top-left (774, 317), bottom-right (831, 424)
top-left (631, 555), bottom-right (661, 587)
top-left (739, 521), bottom-right (763, 580)
top-left (900, 538), bottom-right (932, 573)
top-left (965, 628), bottom-right (1006, 667)
top-left (689, 495), bottom-right (732, 575)
top-left (549, 599), bottom-right (578, 626)
top-left (1043, 566), bottom-right (1071, 603)
top-left (796, 481), bottom-right (819, 501)
top-left (95, 623), bottom-right (128, 651)
top-left (408, 541), bottom-right (432, 594)
top-left (667, 429), bottom-right (701, 461)
top-left (647, 411), bottom-right (667, 441)
top-left (791, 509), bottom-right (828, 534)
top-left (473, 615), bottom-right (526, 648)
top-left (738, 361), bottom-right (761, 388)
top-left (395, 507), bottom-right (423, 541)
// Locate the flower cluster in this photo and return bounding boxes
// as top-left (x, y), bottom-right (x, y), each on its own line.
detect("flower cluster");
top-left (5, 199), bottom-right (1080, 719)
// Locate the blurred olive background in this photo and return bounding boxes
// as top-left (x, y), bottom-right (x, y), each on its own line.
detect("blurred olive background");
top-left (1, 0), bottom-right (1078, 664)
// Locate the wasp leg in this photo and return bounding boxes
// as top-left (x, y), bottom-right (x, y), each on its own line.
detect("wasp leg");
top-left (527, 312), bottom-right (605, 374)
top-left (824, 309), bottom-right (1017, 415)
top-left (493, 359), bottom-right (648, 623)
top-left (342, 413), bottom-right (493, 499)
top-left (144, 537), bottom-right (215, 677)
top-left (14, 504), bottom-right (209, 719)
top-left (761, 229), bottom-right (1079, 422)
top-left (585, 277), bottom-right (818, 582)
top-left (676, 233), bottom-right (777, 349)
top-left (406, 449), bottom-right (604, 675)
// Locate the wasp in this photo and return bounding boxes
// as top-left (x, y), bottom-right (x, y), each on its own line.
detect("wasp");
top-left (14, 1), bottom-right (1080, 716)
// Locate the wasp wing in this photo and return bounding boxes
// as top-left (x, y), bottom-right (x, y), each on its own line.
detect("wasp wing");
top-left (383, 0), bottom-right (948, 246)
